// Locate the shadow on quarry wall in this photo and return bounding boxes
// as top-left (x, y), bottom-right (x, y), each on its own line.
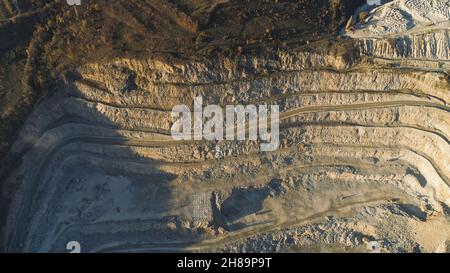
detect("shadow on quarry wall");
top-left (2, 126), bottom-right (185, 252)
top-left (219, 187), bottom-right (271, 231)
top-left (0, 83), bottom-right (205, 252)
top-left (2, 65), bottom-right (282, 252)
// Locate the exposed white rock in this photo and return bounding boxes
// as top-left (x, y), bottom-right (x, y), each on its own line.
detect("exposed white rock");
top-left (347, 0), bottom-right (450, 38)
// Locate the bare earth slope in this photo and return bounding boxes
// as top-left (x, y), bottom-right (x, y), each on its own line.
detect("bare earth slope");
top-left (1, 0), bottom-right (449, 252)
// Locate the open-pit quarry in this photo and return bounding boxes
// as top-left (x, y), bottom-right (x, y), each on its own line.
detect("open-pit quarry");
top-left (0, 0), bottom-right (449, 253)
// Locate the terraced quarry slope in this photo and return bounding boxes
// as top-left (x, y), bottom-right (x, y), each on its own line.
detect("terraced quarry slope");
top-left (1, 0), bottom-right (450, 253)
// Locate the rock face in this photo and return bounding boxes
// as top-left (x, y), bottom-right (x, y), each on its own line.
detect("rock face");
top-left (1, 0), bottom-right (450, 253)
